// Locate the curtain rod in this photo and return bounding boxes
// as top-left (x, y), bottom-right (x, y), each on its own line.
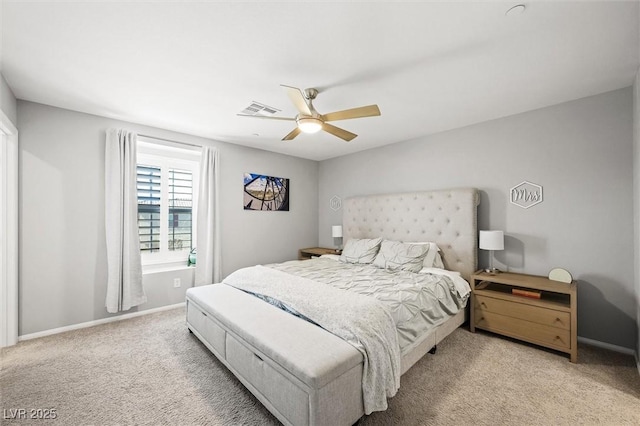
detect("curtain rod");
top-left (137, 134), bottom-right (202, 149)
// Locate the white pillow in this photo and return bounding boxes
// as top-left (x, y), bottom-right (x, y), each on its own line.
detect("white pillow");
top-left (426, 243), bottom-right (445, 269)
top-left (320, 254), bottom-right (341, 261)
top-left (372, 240), bottom-right (430, 273)
top-left (408, 242), bottom-right (446, 269)
top-left (339, 238), bottom-right (382, 264)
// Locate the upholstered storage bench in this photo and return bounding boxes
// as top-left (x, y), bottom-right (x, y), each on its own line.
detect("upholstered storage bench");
top-left (185, 284), bottom-right (365, 426)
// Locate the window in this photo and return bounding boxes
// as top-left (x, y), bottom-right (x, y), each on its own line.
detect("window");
top-left (136, 140), bottom-right (200, 266)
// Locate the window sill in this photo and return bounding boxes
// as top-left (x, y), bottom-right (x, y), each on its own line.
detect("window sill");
top-left (142, 263), bottom-right (194, 275)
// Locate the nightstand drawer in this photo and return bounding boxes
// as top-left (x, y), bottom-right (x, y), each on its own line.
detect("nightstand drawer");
top-left (475, 295), bottom-right (570, 330)
top-left (475, 310), bottom-right (571, 349)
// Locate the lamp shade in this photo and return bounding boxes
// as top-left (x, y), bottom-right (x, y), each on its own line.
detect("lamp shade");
top-left (479, 230), bottom-right (504, 251)
top-left (332, 225), bottom-right (343, 238)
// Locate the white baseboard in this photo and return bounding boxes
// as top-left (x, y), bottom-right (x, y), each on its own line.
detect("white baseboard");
top-left (577, 336), bottom-right (637, 356)
top-left (18, 302), bottom-right (185, 342)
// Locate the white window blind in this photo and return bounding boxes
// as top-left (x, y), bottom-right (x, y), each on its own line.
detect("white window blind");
top-left (137, 165), bottom-right (161, 252)
top-left (136, 140), bottom-right (200, 266)
top-left (168, 168), bottom-right (193, 251)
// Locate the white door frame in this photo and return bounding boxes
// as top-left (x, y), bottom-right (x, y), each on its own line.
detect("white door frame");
top-left (0, 108), bottom-right (18, 347)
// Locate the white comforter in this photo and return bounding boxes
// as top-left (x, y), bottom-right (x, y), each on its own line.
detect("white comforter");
top-left (223, 265), bottom-right (401, 415)
top-left (268, 257), bottom-right (469, 351)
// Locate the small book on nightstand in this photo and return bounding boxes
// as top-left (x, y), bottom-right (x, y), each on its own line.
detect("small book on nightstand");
top-left (512, 288), bottom-right (542, 299)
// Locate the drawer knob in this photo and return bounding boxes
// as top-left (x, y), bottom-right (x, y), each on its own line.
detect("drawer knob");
top-left (480, 302), bottom-right (487, 307)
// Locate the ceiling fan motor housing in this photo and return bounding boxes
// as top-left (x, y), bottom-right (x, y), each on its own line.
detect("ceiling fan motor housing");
top-left (304, 88), bottom-right (318, 100)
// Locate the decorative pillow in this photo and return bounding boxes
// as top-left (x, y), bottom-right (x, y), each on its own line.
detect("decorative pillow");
top-left (408, 242), bottom-right (446, 269)
top-left (431, 250), bottom-right (445, 269)
top-left (372, 240), bottom-right (430, 273)
top-left (339, 238), bottom-right (382, 264)
top-left (424, 242), bottom-right (445, 269)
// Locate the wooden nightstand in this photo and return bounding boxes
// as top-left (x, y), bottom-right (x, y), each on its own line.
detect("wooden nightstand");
top-left (470, 270), bottom-right (578, 362)
top-left (298, 247), bottom-right (340, 260)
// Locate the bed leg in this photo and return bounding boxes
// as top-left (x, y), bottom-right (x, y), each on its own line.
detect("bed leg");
top-left (428, 345), bottom-right (437, 354)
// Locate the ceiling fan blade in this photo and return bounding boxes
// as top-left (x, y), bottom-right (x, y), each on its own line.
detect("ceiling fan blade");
top-left (322, 123), bottom-right (357, 142)
top-left (281, 85), bottom-right (312, 116)
top-left (237, 114), bottom-right (295, 121)
top-left (322, 105), bottom-right (381, 122)
top-left (282, 127), bottom-right (302, 141)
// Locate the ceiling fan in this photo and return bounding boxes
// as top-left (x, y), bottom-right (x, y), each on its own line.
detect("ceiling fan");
top-left (239, 85), bottom-right (381, 142)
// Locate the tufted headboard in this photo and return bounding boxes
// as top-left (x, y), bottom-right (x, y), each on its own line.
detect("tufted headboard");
top-left (342, 188), bottom-right (480, 281)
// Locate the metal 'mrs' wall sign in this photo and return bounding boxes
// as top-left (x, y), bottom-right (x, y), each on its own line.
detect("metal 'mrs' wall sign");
top-left (510, 181), bottom-right (543, 209)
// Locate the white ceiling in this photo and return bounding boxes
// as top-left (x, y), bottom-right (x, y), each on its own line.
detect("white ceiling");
top-left (2, 1), bottom-right (638, 161)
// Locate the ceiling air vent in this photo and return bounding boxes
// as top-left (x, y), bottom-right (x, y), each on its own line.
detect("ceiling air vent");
top-left (239, 101), bottom-right (280, 117)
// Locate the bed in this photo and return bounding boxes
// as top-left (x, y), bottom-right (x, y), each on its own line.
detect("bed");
top-left (186, 188), bottom-right (479, 426)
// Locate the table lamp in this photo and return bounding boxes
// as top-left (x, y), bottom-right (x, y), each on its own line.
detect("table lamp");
top-left (332, 225), bottom-right (343, 252)
top-left (479, 230), bottom-right (504, 273)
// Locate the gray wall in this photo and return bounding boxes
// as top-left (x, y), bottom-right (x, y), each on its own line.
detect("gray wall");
top-left (0, 73), bottom-right (17, 126)
top-left (17, 101), bottom-right (319, 335)
top-left (319, 88), bottom-right (636, 350)
top-left (635, 6), bottom-right (640, 363)
top-left (634, 68), bottom-right (640, 358)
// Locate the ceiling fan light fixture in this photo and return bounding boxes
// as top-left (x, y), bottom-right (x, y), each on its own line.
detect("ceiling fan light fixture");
top-left (297, 117), bottom-right (323, 133)
top-left (247, 85), bottom-right (380, 141)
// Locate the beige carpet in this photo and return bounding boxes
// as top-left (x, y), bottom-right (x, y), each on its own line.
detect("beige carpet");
top-left (2, 307), bottom-right (639, 426)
